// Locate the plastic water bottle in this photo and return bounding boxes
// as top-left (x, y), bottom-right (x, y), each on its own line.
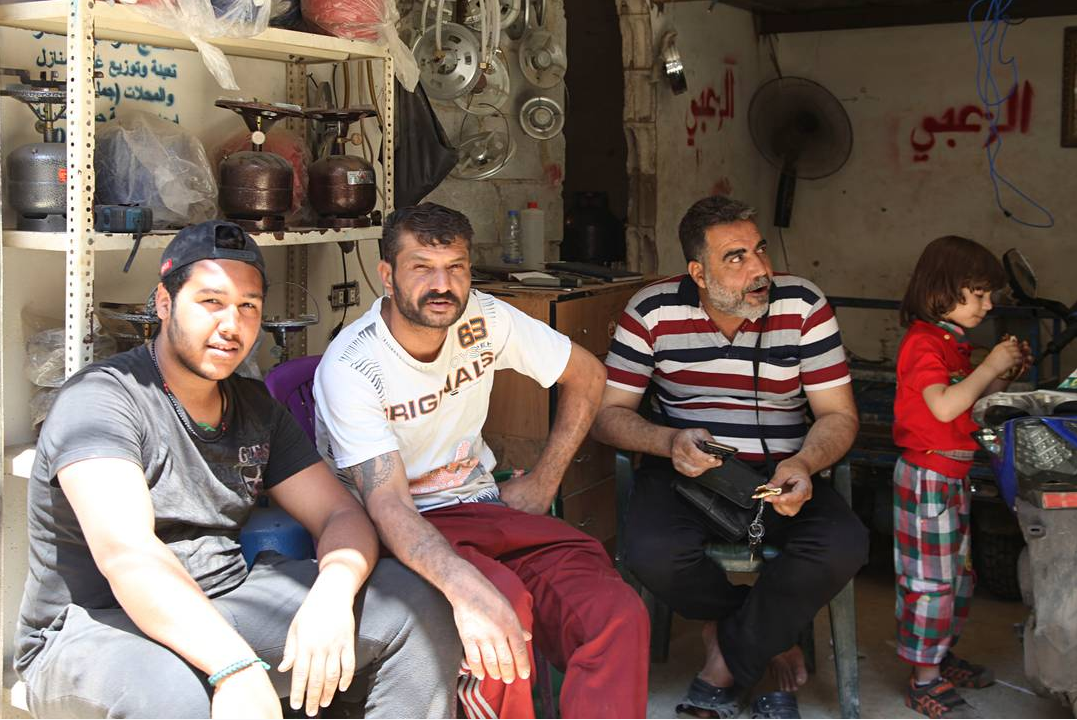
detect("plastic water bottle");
top-left (521, 201), bottom-right (545, 268)
top-left (502, 210), bottom-right (523, 264)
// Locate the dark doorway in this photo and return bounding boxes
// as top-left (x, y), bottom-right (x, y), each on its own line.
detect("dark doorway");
top-left (562, 0), bottom-right (627, 265)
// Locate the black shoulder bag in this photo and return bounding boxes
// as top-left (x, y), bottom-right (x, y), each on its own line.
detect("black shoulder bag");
top-left (669, 317), bottom-right (775, 551)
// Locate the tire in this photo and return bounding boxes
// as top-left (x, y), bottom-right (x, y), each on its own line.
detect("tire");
top-left (972, 526), bottom-right (1024, 600)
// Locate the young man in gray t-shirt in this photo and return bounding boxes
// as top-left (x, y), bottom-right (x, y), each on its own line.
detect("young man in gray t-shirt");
top-left (15, 221), bottom-right (459, 718)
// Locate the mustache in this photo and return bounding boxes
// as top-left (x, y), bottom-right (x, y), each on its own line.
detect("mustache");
top-left (746, 277), bottom-right (771, 292)
top-left (420, 290), bottom-right (462, 306)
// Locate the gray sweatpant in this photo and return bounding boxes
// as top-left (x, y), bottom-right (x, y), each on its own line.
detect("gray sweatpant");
top-left (21, 554), bottom-right (461, 718)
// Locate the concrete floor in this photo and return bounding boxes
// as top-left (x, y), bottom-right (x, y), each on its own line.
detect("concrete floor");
top-left (645, 569), bottom-right (1071, 719)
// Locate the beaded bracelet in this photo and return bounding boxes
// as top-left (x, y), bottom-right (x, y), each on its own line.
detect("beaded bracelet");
top-left (208, 658), bottom-right (271, 688)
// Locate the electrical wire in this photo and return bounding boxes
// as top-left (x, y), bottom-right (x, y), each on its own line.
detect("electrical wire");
top-left (342, 60), bottom-right (351, 108)
top-left (966, 0), bottom-right (1054, 228)
top-left (356, 242), bottom-right (381, 297)
top-left (329, 243), bottom-right (350, 341)
top-left (766, 34), bottom-right (783, 79)
top-left (330, 63), bottom-right (339, 108)
top-left (776, 226), bottom-right (792, 272)
top-left (365, 60), bottom-right (384, 128)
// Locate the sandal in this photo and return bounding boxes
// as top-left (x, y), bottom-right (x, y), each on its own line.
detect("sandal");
top-left (750, 691), bottom-right (800, 719)
top-left (675, 677), bottom-right (746, 719)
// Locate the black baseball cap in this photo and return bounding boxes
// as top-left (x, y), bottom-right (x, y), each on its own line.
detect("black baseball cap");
top-left (159, 220), bottom-right (267, 285)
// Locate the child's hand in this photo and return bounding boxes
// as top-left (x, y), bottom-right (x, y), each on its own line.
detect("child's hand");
top-left (985, 336), bottom-right (1024, 378)
top-left (998, 335), bottom-right (1034, 381)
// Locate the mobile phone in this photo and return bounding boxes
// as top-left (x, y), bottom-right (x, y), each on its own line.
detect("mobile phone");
top-left (697, 440), bottom-right (738, 460)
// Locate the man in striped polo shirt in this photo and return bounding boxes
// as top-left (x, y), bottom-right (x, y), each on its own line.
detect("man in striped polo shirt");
top-left (592, 195), bottom-right (868, 719)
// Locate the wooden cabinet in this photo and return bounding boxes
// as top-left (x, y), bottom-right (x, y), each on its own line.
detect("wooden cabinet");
top-left (481, 280), bottom-right (648, 555)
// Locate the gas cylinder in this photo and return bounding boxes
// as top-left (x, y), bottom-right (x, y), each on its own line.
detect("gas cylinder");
top-left (215, 99), bottom-right (305, 231)
top-left (1, 70), bottom-right (67, 231)
top-left (305, 107), bottom-right (378, 228)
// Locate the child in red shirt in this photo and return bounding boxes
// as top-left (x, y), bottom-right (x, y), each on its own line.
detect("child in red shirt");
top-left (892, 236), bottom-right (1029, 719)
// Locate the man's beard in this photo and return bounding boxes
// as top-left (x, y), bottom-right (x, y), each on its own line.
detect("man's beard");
top-left (704, 273), bottom-right (770, 321)
top-left (392, 277), bottom-right (465, 329)
top-left (166, 320), bottom-right (244, 381)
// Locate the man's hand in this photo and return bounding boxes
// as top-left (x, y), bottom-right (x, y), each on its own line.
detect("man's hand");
top-left (497, 470), bottom-right (558, 515)
top-left (449, 576), bottom-right (532, 684)
top-left (763, 458), bottom-right (813, 517)
top-left (279, 584), bottom-right (357, 717)
top-left (211, 665), bottom-right (283, 720)
top-left (671, 428), bottom-right (724, 478)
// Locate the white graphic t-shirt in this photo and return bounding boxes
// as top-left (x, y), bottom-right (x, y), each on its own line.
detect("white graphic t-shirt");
top-left (314, 290), bottom-right (572, 512)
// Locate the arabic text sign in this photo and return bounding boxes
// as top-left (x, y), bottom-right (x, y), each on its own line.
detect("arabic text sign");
top-left (686, 65), bottom-right (736, 148)
top-left (910, 81), bottom-right (1034, 163)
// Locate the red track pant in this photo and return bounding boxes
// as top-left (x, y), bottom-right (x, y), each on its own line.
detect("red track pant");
top-left (423, 502), bottom-right (650, 719)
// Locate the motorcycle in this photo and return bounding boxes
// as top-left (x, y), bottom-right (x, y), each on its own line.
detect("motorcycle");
top-left (972, 248), bottom-right (1077, 713)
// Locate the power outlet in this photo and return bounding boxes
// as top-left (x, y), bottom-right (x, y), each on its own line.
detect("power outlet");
top-left (329, 281), bottom-right (360, 310)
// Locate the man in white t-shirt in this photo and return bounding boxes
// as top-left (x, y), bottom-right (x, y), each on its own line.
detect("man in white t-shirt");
top-left (314, 203), bottom-right (649, 719)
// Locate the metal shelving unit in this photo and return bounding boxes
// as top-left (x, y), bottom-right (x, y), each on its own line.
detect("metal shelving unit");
top-left (0, 0), bottom-right (395, 377)
top-left (3, 226), bottom-right (385, 252)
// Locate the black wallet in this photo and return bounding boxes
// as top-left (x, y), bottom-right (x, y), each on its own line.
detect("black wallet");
top-left (672, 457), bottom-right (767, 540)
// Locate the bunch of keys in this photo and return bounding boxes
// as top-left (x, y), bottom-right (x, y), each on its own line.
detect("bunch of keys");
top-left (752, 484), bottom-right (782, 500)
top-left (747, 485), bottom-right (782, 560)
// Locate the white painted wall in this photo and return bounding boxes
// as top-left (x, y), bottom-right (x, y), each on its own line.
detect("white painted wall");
top-left (650, 12), bottom-right (1076, 373)
top-left (651, 3), bottom-right (769, 276)
top-left (763, 18), bottom-right (1077, 370)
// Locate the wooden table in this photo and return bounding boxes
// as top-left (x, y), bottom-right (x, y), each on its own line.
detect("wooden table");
top-left (477, 278), bottom-right (650, 556)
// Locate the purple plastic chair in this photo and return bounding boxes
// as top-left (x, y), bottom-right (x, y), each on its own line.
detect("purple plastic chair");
top-left (264, 354), bottom-right (322, 444)
top-left (239, 355), bottom-right (323, 569)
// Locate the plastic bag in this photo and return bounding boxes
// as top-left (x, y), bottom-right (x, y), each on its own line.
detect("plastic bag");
top-left (214, 125), bottom-right (311, 216)
top-left (26, 327), bottom-right (117, 388)
top-left (269, 0), bottom-right (303, 28)
top-left (129, 0), bottom-right (271, 89)
top-left (386, 79), bottom-right (457, 207)
top-left (301, 0), bottom-right (420, 91)
top-left (95, 111), bottom-right (218, 229)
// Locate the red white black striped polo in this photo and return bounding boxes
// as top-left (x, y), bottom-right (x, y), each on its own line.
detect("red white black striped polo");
top-left (605, 274), bottom-right (851, 462)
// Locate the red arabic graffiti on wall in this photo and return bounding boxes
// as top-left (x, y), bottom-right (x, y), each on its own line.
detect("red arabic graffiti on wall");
top-left (909, 81), bottom-right (1033, 163)
top-left (686, 63), bottom-right (736, 148)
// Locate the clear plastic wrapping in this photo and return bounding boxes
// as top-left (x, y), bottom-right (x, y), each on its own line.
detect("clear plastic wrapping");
top-left (269, 0), bottom-right (303, 28)
top-left (25, 328), bottom-right (117, 389)
top-left (301, 0), bottom-right (420, 90)
top-left (129, 0), bottom-right (272, 90)
top-left (95, 111), bottom-right (219, 229)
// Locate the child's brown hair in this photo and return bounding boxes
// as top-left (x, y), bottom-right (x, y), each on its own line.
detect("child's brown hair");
top-left (899, 235), bottom-right (1006, 326)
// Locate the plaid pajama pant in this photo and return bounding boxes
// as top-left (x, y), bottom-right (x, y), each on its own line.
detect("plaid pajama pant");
top-left (892, 457), bottom-right (974, 666)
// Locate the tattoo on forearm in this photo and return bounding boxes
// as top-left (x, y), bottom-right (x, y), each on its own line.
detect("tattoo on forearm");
top-left (345, 453), bottom-right (397, 502)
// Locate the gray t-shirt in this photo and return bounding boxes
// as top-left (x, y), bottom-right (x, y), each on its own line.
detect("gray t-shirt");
top-left (15, 345), bottom-right (321, 673)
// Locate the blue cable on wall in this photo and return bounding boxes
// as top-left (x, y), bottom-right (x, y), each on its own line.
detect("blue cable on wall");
top-left (967, 0), bottom-right (1055, 229)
